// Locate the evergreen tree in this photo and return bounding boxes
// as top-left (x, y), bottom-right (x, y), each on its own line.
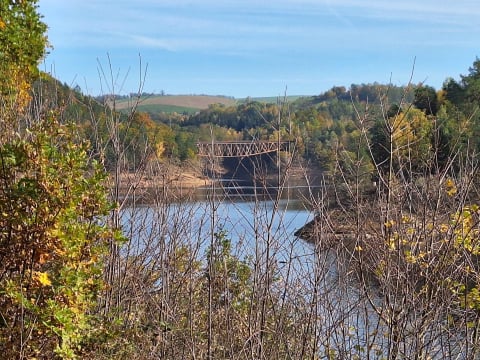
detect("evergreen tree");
top-left (413, 85), bottom-right (439, 115)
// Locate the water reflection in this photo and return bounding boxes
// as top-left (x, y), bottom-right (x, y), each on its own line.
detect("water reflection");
top-left (122, 182), bottom-right (317, 281)
top-left (191, 178), bottom-right (324, 208)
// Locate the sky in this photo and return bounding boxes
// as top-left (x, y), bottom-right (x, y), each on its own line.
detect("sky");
top-left (38, 0), bottom-right (480, 98)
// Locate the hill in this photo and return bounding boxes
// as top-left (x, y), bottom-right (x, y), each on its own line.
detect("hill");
top-left (237, 95), bottom-right (306, 104)
top-left (111, 94), bottom-right (310, 114)
top-left (113, 95), bottom-right (237, 114)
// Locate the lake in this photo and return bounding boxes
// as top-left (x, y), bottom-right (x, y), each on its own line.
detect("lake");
top-left (122, 182), bottom-right (319, 274)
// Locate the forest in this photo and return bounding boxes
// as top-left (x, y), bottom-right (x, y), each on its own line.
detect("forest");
top-left (50, 62), bottom-right (479, 180)
top-left (3, 1), bottom-right (480, 359)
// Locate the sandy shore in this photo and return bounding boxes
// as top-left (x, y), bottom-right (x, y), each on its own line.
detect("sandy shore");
top-left (168, 171), bottom-right (212, 188)
top-left (110, 159), bottom-right (319, 202)
top-left (109, 164), bottom-right (213, 201)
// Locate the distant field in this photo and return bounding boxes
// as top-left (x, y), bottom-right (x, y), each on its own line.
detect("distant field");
top-left (112, 94), bottom-right (308, 114)
top-left (114, 95), bottom-right (237, 113)
top-left (131, 104), bottom-right (200, 115)
top-left (237, 95), bottom-right (306, 104)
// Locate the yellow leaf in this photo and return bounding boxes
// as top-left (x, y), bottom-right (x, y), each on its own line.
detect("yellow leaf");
top-left (34, 271), bottom-right (52, 286)
top-left (440, 223), bottom-right (449, 233)
top-left (445, 178), bottom-right (457, 197)
top-left (388, 239), bottom-right (396, 251)
top-left (384, 220), bottom-right (395, 228)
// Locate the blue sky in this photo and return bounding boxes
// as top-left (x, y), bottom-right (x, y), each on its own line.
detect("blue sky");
top-left (38, 0), bottom-right (480, 98)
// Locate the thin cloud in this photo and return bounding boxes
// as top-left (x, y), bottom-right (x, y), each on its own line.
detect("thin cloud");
top-left (39, 0), bottom-right (480, 96)
top-left (42, 0), bottom-right (479, 50)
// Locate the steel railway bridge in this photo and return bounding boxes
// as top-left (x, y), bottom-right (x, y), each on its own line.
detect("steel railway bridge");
top-left (196, 141), bottom-right (290, 158)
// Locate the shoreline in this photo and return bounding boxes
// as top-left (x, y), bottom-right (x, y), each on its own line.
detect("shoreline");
top-left (109, 160), bottom-right (323, 203)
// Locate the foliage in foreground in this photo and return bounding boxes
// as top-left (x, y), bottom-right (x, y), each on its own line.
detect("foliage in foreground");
top-left (0, 2), bottom-right (117, 358)
top-left (0, 113), bottom-right (116, 358)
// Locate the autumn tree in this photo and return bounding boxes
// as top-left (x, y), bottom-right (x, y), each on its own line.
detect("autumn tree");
top-left (0, 116), bottom-right (116, 358)
top-left (370, 106), bottom-right (432, 175)
top-left (0, 2), bottom-right (117, 358)
top-left (0, 0), bottom-right (47, 115)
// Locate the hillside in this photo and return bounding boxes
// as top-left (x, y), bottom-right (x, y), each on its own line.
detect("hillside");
top-left (111, 94), bottom-right (310, 114)
top-left (237, 95), bottom-right (306, 104)
top-left (113, 94), bottom-right (237, 114)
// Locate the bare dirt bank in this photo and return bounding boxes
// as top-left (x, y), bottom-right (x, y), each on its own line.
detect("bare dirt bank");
top-left (109, 163), bottom-right (212, 203)
top-left (110, 159), bottom-right (322, 203)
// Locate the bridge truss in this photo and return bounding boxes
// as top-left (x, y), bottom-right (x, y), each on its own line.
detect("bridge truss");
top-left (196, 141), bottom-right (290, 158)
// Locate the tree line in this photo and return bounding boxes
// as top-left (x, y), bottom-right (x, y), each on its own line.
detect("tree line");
top-left (31, 57), bottom-right (480, 180)
top-left (177, 67), bottom-right (479, 178)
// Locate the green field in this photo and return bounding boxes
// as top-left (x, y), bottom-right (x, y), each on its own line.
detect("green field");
top-left (126, 103), bottom-right (199, 115)
top-left (114, 95), bottom-right (236, 114)
top-left (237, 95), bottom-right (306, 104)
top-left (113, 94), bottom-right (308, 114)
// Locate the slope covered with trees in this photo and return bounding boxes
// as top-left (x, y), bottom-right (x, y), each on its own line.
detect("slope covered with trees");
top-left (32, 61), bottom-right (480, 180)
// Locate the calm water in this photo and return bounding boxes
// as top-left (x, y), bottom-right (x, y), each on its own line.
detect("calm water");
top-left (122, 183), bottom-right (317, 267)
